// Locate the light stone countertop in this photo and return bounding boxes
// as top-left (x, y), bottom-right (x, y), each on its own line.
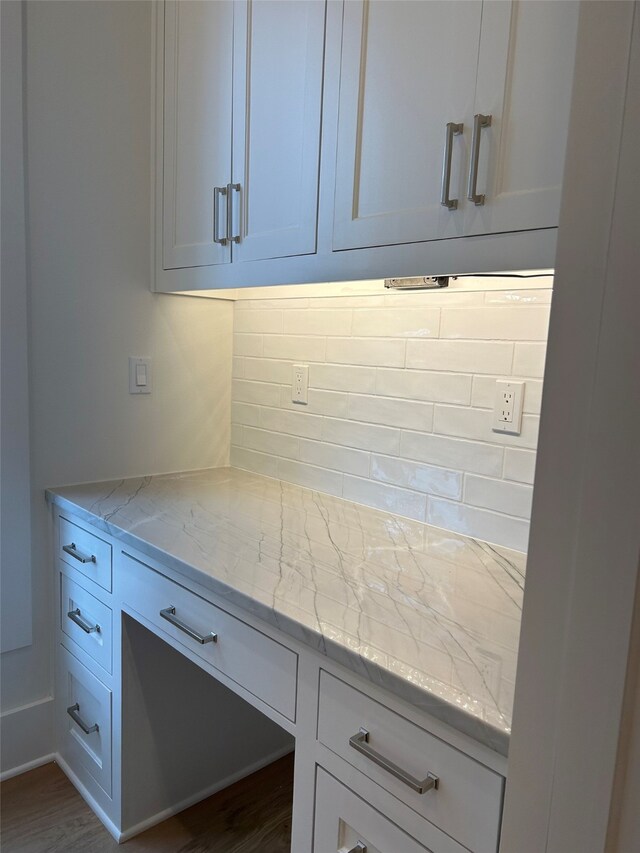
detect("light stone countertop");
top-left (46, 466), bottom-right (525, 756)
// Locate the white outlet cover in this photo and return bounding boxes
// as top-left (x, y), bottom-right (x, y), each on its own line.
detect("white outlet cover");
top-left (492, 380), bottom-right (524, 434)
top-left (292, 364), bottom-right (309, 405)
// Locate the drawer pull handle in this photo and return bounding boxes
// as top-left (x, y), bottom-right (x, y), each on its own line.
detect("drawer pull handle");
top-left (62, 543), bottom-right (96, 564)
top-left (226, 182), bottom-right (241, 244)
top-left (440, 121), bottom-right (463, 209)
top-left (467, 113), bottom-right (492, 205)
top-left (160, 606), bottom-right (217, 645)
top-left (349, 728), bottom-right (439, 795)
top-left (67, 703), bottom-right (99, 735)
top-left (67, 608), bottom-right (100, 634)
top-left (346, 844), bottom-right (367, 853)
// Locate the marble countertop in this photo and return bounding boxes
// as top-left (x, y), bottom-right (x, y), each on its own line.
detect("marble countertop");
top-left (46, 467), bottom-right (525, 755)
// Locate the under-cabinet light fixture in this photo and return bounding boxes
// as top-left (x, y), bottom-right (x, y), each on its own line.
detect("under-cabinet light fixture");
top-left (384, 276), bottom-right (450, 290)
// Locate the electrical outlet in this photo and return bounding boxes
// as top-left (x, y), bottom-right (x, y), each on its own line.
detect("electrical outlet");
top-left (292, 364), bottom-right (309, 405)
top-left (493, 380), bottom-right (524, 434)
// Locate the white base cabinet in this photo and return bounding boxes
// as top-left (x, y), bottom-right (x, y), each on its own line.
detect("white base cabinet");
top-left (51, 507), bottom-right (507, 851)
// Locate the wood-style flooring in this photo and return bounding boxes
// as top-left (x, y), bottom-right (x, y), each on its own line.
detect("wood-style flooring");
top-left (0, 754), bottom-right (294, 853)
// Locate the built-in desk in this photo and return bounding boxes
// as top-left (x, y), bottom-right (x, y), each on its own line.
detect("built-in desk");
top-left (47, 467), bottom-right (524, 852)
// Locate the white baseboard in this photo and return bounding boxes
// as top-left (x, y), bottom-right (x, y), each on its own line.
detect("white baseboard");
top-left (0, 696), bottom-right (54, 779)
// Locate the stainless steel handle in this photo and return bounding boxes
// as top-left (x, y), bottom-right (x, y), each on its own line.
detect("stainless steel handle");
top-left (467, 113), bottom-right (492, 205)
top-left (160, 606), bottom-right (217, 645)
top-left (346, 844), bottom-right (367, 853)
top-left (440, 121), bottom-right (463, 209)
top-left (67, 608), bottom-right (100, 634)
top-left (62, 543), bottom-right (96, 564)
top-left (349, 728), bottom-right (439, 795)
top-left (226, 182), bottom-right (241, 244)
top-left (213, 186), bottom-right (228, 245)
top-left (67, 703), bottom-right (99, 735)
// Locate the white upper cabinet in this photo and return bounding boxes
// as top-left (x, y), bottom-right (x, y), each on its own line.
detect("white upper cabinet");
top-left (332, 0), bottom-right (483, 251)
top-left (331, 0), bottom-right (578, 253)
top-left (231, 0), bottom-right (325, 263)
top-left (463, 0), bottom-right (579, 236)
top-left (160, 0), bottom-right (325, 272)
top-left (162, 1), bottom-right (233, 270)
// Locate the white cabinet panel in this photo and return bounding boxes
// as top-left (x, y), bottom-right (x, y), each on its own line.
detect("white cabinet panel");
top-left (162, 0), bottom-right (233, 269)
top-left (332, 0), bottom-right (482, 251)
top-left (60, 570), bottom-right (113, 674)
top-left (59, 515), bottom-right (112, 592)
top-left (232, 0), bottom-right (325, 262)
top-left (463, 0), bottom-right (579, 235)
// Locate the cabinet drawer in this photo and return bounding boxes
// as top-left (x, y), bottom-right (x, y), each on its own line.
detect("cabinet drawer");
top-left (60, 570), bottom-right (112, 674)
top-left (314, 768), bottom-right (464, 853)
top-left (58, 516), bottom-right (112, 592)
top-left (317, 672), bottom-right (503, 853)
top-left (57, 646), bottom-right (112, 796)
top-left (120, 553), bottom-right (298, 722)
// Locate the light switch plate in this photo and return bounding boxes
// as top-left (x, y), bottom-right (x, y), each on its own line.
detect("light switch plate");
top-left (492, 380), bottom-right (524, 434)
top-left (129, 357), bottom-right (152, 394)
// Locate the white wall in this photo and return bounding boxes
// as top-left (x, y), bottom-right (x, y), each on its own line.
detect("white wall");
top-left (0, 0), bottom-right (233, 774)
top-left (230, 283), bottom-right (550, 551)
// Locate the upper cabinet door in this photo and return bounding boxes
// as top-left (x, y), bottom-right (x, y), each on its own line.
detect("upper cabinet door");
top-left (463, 0), bottom-right (579, 236)
top-left (231, 0), bottom-right (326, 263)
top-left (162, 1), bottom-right (233, 270)
top-left (332, 0), bottom-right (483, 252)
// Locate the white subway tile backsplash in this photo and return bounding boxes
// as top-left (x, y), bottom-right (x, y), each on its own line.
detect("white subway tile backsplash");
top-left (326, 337), bottom-right (406, 368)
top-left (348, 394), bottom-right (434, 432)
top-left (371, 455), bottom-right (462, 499)
top-left (283, 308), bottom-right (353, 336)
top-left (259, 407), bottom-right (324, 440)
top-left (232, 379), bottom-right (281, 407)
top-left (427, 498), bottom-right (530, 552)
top-left (440, 306), bottom-right (551, 340)
top-left (513, 342), bottom-right (547, 378)
top-left (299, 439), bottom-right (370, 477)
top-left (343, 475), bottom-right (427, 522)
top-left (263, 334), bottom-right (326, 362)
top-left (322, 418), bottom-right (400, 455)
top-left (464, 475), bottom-right (533, 518)
top-left (376, 368), bottom-right (472, 405)
top-left (310, 363), bottom-right (377, 393)
top-left (406, 340), bottom-right (513, 374)
top-left (231, 289), bottom-right (551, 549)
top-left (400, 431), bottom-right (503, 477)
top-left (352, 308), bottom-right (440, 338)
top-left (503, 448), bottom-right (537, 485)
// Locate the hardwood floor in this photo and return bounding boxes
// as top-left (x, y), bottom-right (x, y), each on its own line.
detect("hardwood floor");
top-left (0, 754), bottom-right (294, 853)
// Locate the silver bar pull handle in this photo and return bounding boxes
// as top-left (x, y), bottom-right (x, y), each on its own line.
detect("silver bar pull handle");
top-left (213, 186), bottom-right (228, 245)
top-left (62, 543), bottom-right (96, 564)
top-left (160, 606), bottom-right (217, 645)
top-left (67, 703), bottom-right (99, 735)
top-left (67, 608), bottom-right (100, 634)
top-left (467, 113), bottom-right (492, 205)
top-left (346, 844), bottom-right (367, 853)
top-left (226, 182), bottom-right (241, 244)
top-left (349, 728), bottom-right (439, 795)
top-left (440, 122), bottom-right (463, 209)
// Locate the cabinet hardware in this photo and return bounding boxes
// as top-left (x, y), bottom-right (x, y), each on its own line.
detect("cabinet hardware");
top-left (467, 113), bottom-right (492, 205)
top-left (67, 703), bottom-right (99, 735)
top-left (160, 605), bottom-right (217, 644)
top-left (67, 608), bottom-right (100, 634)
top-left (440, 121), bottom-right (463, 209)
top-left (346, 843), bottom-right (367, 853)
top-left (213, 186), bottom-right (228, 245)
top-left (62, 543), bottom-right (96, 564)
top-left (349, 728), bottom-right (439, 794)
top-left (226, 183), bottom-right (241, 243)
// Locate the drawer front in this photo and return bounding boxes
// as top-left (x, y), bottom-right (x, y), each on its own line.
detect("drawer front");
top-left (318, 672), bottom-right (504, 853)
top-left (120, 553), bottom-right (298, 722)
top-left (57, 646), bottom-right (112, 796)
top-left (314, 768), bottom-right (443, 853)
top-left (60, 570), bottom-right (112, 673)
top-left (59, 516), bottom-right (112, 592)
